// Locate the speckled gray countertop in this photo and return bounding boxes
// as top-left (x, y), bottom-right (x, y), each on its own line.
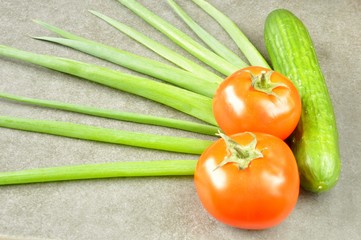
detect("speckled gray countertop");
top-left (0, 0), bottom-right (360, 239)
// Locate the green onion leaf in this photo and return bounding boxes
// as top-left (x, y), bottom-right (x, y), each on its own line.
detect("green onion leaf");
top-left (116, 0), bottom-right (239, 76)
top-left (0, 45), bottom-right (217, 125)
top-left (32, 36), bottom-right (218, 98)
top-left (32, 19), bottom-right (91, 43)
top-left (0, 92), bottom-right (219, 135)
top-left (0, 115), bottom-right (213, 154)
top-left (191, 0), bottom-right (270, 68)
top-left (167, 0), bottom-right (248, 68)
top-left (88, 10), bottom-right (223, 83)
top-left (0, 160), bottom-right (197, 185)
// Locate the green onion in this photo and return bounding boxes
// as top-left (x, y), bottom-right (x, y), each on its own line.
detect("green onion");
top-left (0, 45), bottom-right (217, 125)
top-left (88, 11), bottom-right (223, 83)
top-left (0, 160), bottom-right (197, 185)
top-left (32, 36), bottom-right (218, 98)
top-left (0, 115), bottom-right (213, 154)
top-left (191, 0), bottom-right (270, 68)
top-left (167, 0), bottom-right (248, 68)
top-left (0, 92), bottom-right (219, 135)
top-left (116, 0), bottom-right (239, 76)
top-left (33, 19), bottom-right (220, 96)
top-left (33, 20), bottom-right (91, 43)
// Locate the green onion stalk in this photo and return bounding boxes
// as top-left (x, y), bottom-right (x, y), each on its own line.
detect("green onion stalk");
top-left (0, 92), bottom-right (219, 136)
top-left (0, 160), bottom-right (198, 186)
top-left (0, 45), bottom-right (217, 125)
top-left (167, 0), bottom-right (248, 68)
top-left (0, 115), bottom-right (209, 185)
top-left (0, 115), bottom-right (213, 154)
top-left (34, 17), bottom-right (223, 84)
top-left (117, 0), bottom-right (239, 76)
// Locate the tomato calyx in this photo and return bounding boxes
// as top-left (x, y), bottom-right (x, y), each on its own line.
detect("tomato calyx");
top-left (247, 70), bottom-right (289, 98)
top-left (215, 132), bottom-right (264, 170)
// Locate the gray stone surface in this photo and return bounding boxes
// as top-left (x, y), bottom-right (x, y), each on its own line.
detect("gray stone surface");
top-left (0, 0), bottom-right (360, 239)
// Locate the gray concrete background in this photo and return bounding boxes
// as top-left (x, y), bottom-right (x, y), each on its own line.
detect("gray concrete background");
top-left (0, 0), bottom-right (360, 239)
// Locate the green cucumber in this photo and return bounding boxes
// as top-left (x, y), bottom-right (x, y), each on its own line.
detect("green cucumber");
top-left (264, 9), bottom-right (341, 192)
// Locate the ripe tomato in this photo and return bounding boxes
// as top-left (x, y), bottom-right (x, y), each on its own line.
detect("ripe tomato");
top-left (194, 132), bottom-right (299, 229)
top-left (213, 66), bottom-right (301, 140)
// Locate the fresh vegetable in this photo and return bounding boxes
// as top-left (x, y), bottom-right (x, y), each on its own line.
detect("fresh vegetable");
top-left (0, 0), bottom-right (338, 199)
top-left (0, 160), bottom-right (197, 185)
top-left (167, 0), bottom-right (248, 68)
top-left (0, 115), bottom-right (213, 154)
top-left (191, 0), bottom-right (270, 68)
top-left (264, 9), bottom-right (341, 192)
top-left (34, 36), bottom-right (218, 98)
top-left (32, 20), bottom-right (219, 97)
top-left (88, 11), bottom-right (223, 83)
top-left (0, 45), bottom-right (217, 125)
top-left (0, 92), bottom-right (219, 135)
top-left (213, 66), bottom-right (301, 140)
top-left (194, 132), bottom-right (299, 229)
top-left (117, 0), bottom-right (239, 76)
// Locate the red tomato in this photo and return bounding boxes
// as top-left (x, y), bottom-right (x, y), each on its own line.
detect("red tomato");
top-left (194, 132), bottom-right (299, 229)
top-left (213, 66), bottom-right (301, 140)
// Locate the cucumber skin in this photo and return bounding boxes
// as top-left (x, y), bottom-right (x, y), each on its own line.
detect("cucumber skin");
top-left (264, 9), bottom-right (341, 192)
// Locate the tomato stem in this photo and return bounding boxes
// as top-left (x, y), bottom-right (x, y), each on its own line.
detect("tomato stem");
top-left (260, 71), bottom-right (268, 88)
top-left (248, 70), bottom-right (289, 98)
top-left (215, 132), bottom-right (263, 170)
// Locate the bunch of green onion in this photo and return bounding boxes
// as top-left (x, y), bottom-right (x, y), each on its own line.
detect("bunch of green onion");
top-left (0, 0), bottom-right (269, 185)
